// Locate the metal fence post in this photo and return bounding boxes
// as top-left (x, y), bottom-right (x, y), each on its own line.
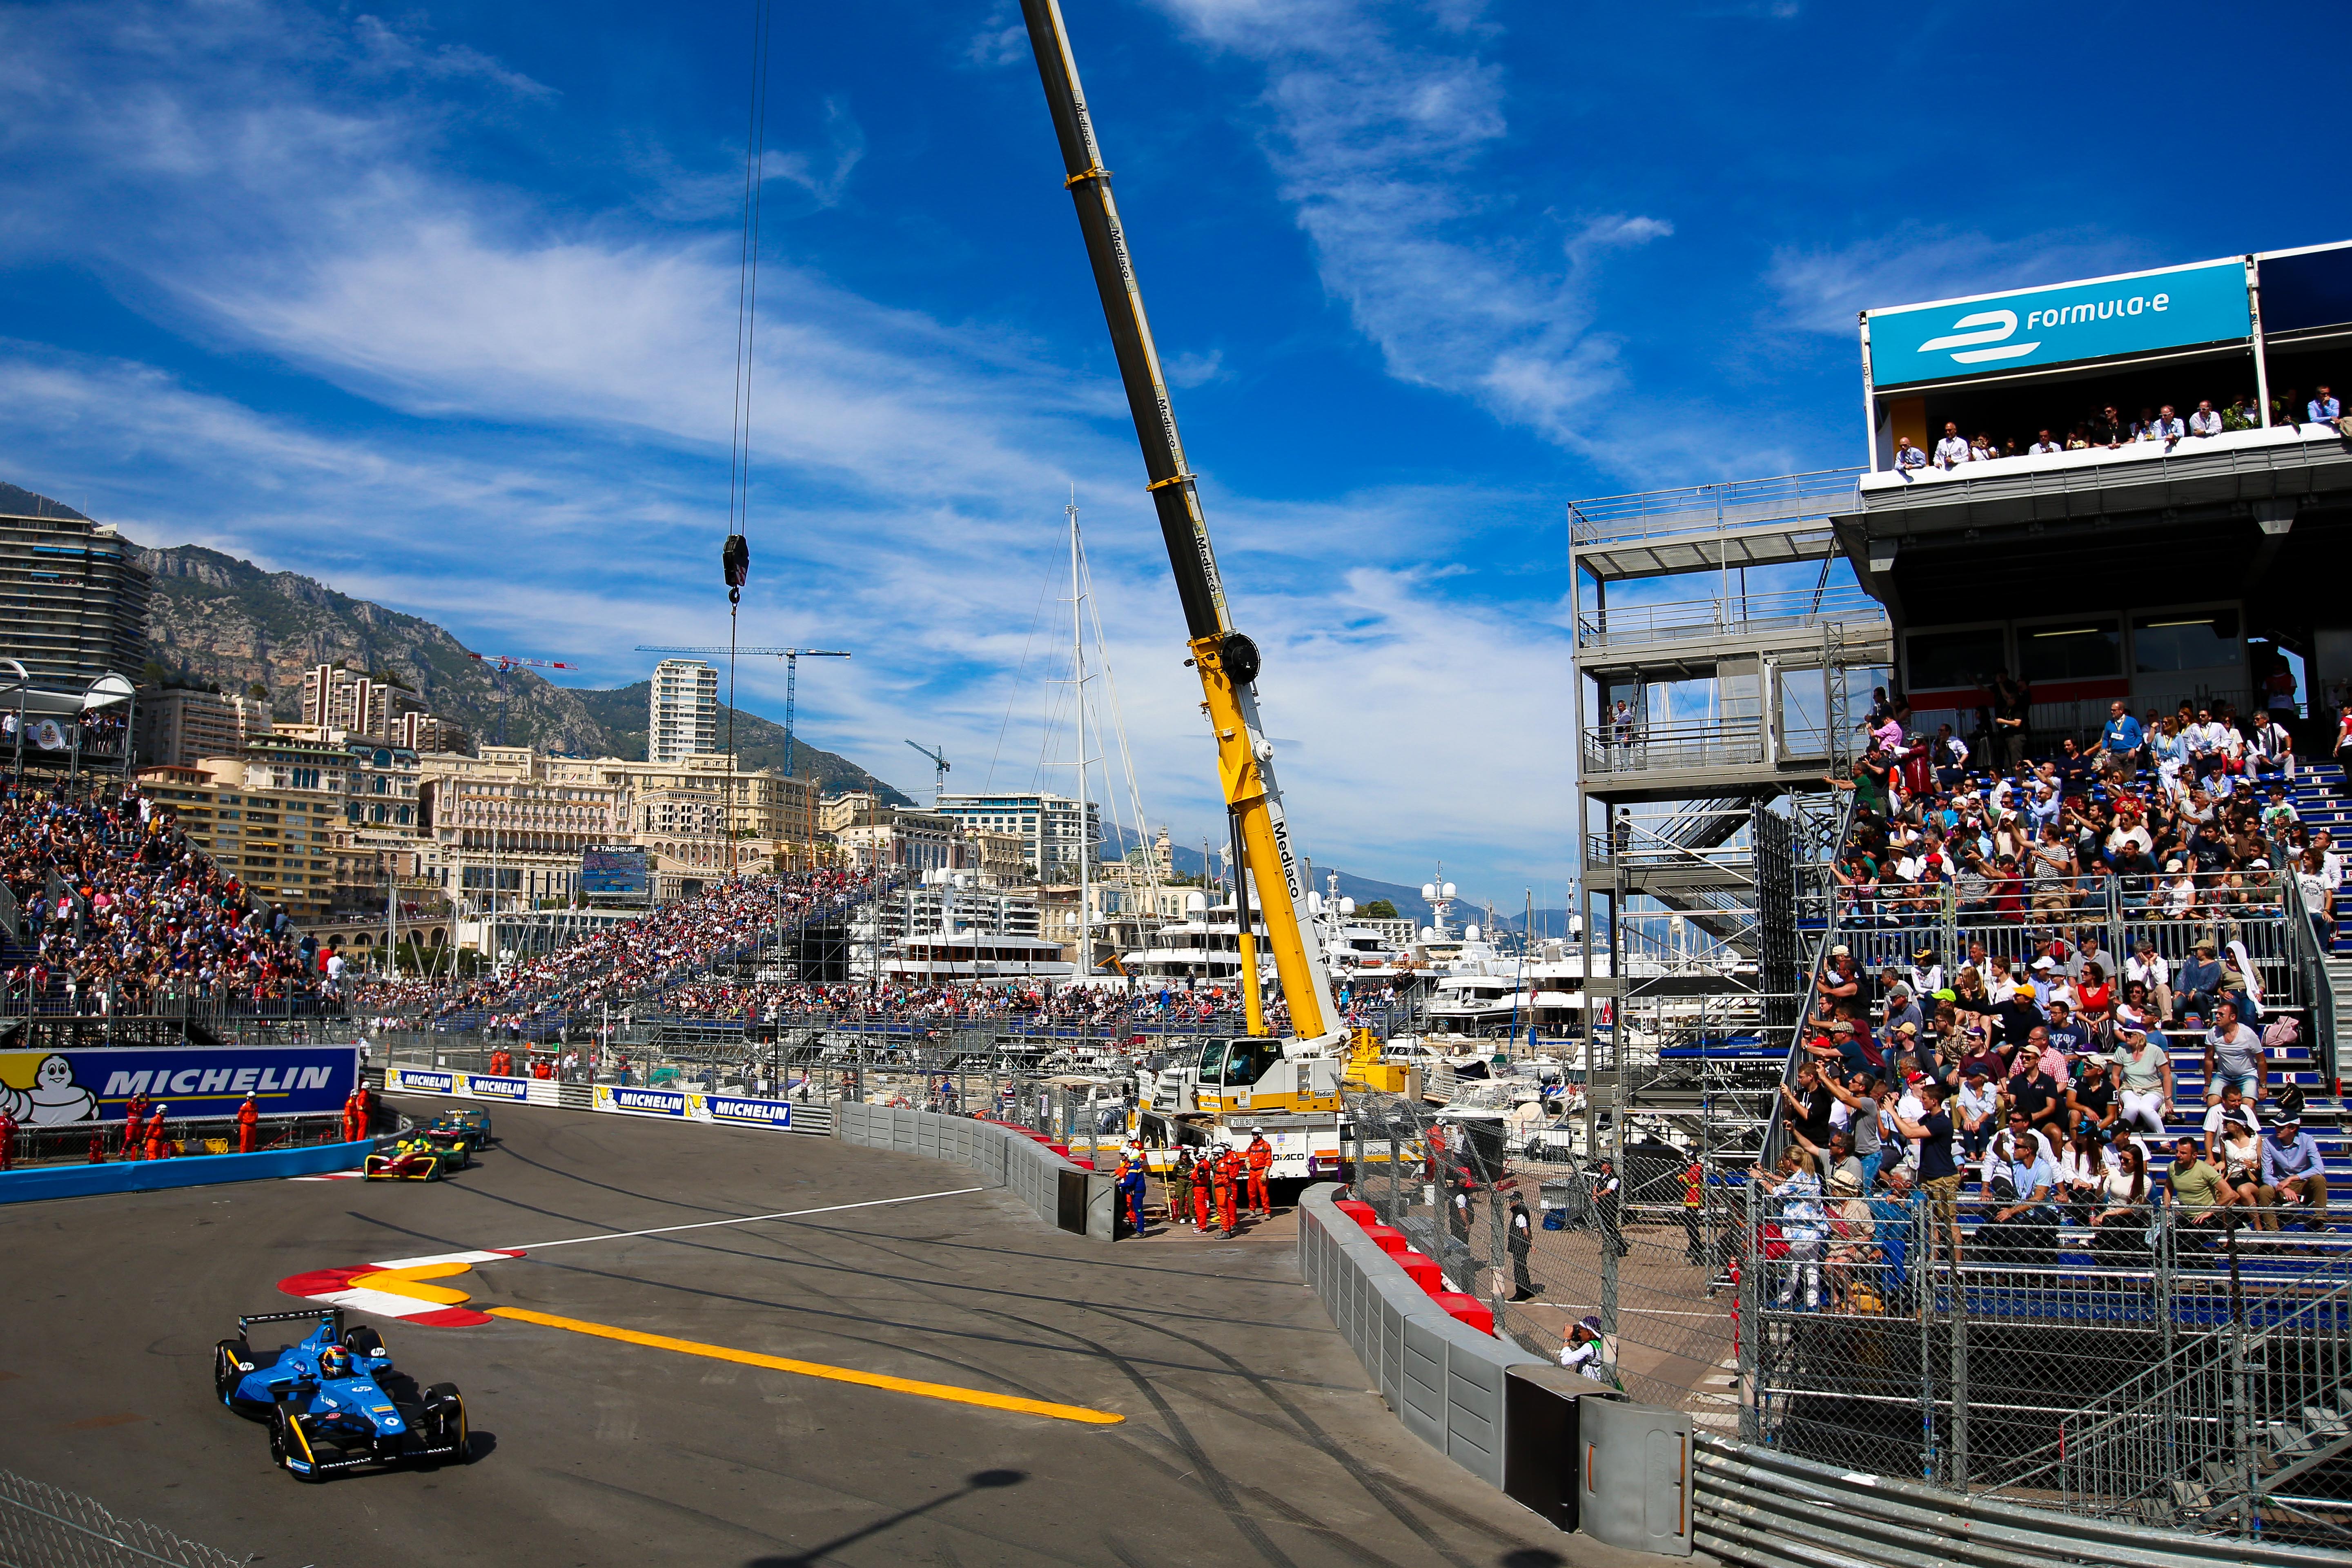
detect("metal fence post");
top-left (1384, 1129), bottom-right (1401, 1227)
top-left (1950, 1250), bottom-right (1969, 1492)
top-left (1740, 1178), bottom-right (1760, 1443)
top-left (1600, 1179), bottom-right (1620, 1384)
top-left (1487, 1185), bottom-right (1508, 1334)
top-left (1916, 1196), bottom-right (1936, 1482)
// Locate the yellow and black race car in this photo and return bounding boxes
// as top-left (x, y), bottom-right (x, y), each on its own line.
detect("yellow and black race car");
top-left (362, 1131), bottom-right (472, 1182)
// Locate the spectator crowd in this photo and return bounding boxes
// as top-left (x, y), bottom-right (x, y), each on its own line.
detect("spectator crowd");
top-left (1891, 385), bottom-right (2347, 474)
top-left (1753, 683), bottom-right (2341, 1307)
top-left (2, 783), bottom-right (325, 1014)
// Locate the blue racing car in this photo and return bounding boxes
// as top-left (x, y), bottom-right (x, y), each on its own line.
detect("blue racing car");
top-left (213, 1309), bottom-right (470, 1481)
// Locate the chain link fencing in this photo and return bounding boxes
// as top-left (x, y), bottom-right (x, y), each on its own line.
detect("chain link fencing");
top-left (0, 1469), bottom-right (249, 1568)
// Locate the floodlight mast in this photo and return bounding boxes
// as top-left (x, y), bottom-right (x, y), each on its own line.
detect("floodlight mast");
top-left (1016, 0), bottom-right (1334, 1046)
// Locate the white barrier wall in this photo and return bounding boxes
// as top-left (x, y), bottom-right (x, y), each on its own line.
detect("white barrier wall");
top-left (384, 1067), bottom-right (835, 1136)
top-left (831, 1102), bottom-right (1114, 1242)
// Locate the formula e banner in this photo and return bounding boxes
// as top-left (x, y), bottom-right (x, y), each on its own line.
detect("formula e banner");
top-left (2, 1045), bottom-right (360, 1125)
top-left (1869, 257), bottom-right (2250, 388)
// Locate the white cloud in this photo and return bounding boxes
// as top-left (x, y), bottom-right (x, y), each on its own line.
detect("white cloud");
top-left (0, 0), bottom-right (1581, 897)
top-left (1144, 0), bottom-right (1673, 456)
top-left (1767, 225), bottom-right (2146, 334)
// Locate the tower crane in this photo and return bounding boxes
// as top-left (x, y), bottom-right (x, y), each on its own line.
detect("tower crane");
top-left (466, 652), bottom-right (579, 746)
top-left (1010, 1), bottom-right (1348, 1185)
top-left (904, 740), bottom-right (950, 807)
top-left (633, 646), bottom-right (849, 779)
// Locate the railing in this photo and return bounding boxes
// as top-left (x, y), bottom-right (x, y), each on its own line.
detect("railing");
top-left (1568, 467), bottom-right (1865, 547)
top-left (2283, 871), bottom-right (2342, 1086)
top-left (1582, 717), bottom-right (1767, 777)
top-left (1576, 584), bottom-right (1887, 651)
top-left (0, 1467), bottom-right (250, 1568)
top-left (1742, 1193), bottom-right (2352, 1543)
top-left (1982, 1243), bottom-right (2352, 1535)
top-left (1830, 867), bottom-right (2305, 1012)
top-left (1760, 790), bottom-right (1862, 1166)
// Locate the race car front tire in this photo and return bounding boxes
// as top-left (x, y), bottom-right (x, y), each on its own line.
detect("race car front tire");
top-left (270, 1406), bottom-right (323, 1481)
top-left (422, 1383), bottom-right (468, 1460)
top-left (214, 1337), bottom-right (251, 1404)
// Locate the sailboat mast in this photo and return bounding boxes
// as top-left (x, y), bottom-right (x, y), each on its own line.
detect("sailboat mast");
top-left (1071, 491), bottom-right (1090, 986)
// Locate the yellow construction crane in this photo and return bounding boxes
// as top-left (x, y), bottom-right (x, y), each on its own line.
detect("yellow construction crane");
top-left (1015, 1), bottom-right (1346, 1174)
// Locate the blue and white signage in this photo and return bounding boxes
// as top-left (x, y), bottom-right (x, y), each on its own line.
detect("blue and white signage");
top-left (1869, 258), bottom-right (2250, 389)
top-left (3, 1045), bottom-right (360, 1124)
top-left (595, 1084), bottom-right (689, 1118)
top-left (700, 1094), bottom-right (792, 1129)
top-left (464, 1074), bottom-right (532, 1102)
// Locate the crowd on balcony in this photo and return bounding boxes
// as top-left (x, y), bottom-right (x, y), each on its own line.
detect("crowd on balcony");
top-left (1890, 385), bottom-right (2345, 475)
top-left (1748, 697), bottom-right (2342, 1306)
top-left (1, 783), bottom-right (323, 1014)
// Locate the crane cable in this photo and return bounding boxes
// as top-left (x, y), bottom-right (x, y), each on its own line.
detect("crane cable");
top-left (722, 0), bottom-right (775, 878)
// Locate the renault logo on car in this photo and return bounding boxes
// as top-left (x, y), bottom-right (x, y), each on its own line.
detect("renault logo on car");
top-left (1916, 309), bottom-right (2040, 366)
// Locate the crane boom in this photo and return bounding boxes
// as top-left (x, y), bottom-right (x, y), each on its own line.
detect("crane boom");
top-left (1016, 0), bottom-right (1336, 1047)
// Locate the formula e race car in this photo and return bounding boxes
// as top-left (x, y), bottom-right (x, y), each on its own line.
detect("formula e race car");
top-left (362, 1131), bottom-right (470, 1181)
top-left (426, 1105), bottom-right (494, 1150)
top-left (214, 1309), bottom-right (469, 1481)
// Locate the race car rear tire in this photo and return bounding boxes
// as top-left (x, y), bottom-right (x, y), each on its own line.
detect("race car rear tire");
top-left (423, 1383), bottom-right (468, 1460)
top-left (214, 1337), bottom-right (251, 1403)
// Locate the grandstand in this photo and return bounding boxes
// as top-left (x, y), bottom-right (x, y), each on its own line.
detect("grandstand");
top-left (1563, 239), bottom-right (2352, 1544)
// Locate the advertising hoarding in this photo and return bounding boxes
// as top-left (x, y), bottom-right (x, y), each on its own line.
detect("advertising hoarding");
top-left (1869, 258), bottom-right (2250, 390)
top-left (2, 1045), bottom-right (361, 1124)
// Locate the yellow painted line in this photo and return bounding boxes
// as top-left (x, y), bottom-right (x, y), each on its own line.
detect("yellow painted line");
top-left (487, 1306), bottom-right (1124, 1425)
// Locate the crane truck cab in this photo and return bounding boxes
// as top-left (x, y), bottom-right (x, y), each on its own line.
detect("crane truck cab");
top-left (1136, 1034), bottom-right (1346, 1184)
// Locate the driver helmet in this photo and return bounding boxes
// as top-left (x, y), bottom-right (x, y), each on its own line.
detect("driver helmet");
top-left (319, 1345), bottom-right (353, 1379)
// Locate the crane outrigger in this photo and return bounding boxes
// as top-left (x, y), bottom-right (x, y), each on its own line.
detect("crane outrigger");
top-left (1016, 0), bottom-right (1352, 1178)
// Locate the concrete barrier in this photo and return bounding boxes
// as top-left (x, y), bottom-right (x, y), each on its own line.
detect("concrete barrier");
top-left (0, 1138), bottom-right (371, 1205)
top-left (1296, 1182), bottom-right (1544, 1490)
top-left (833, 1102), bottom-right (1114, 1242)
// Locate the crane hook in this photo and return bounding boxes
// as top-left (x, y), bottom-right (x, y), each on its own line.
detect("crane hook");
top-left (722, 534), bottom-right (751, 605)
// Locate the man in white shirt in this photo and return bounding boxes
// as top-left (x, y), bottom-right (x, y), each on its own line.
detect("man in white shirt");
top-left (1933, 422), bottom-right (1971, 471)
top-left (2143, 405), bottom-right (2186, 446)
top-left (2029, 428), bottom-right (2063, 456)
top-left (2125, 939), bottom-right (2173, 1022)
top-left (2188, 399), bottom-right (2223, 437)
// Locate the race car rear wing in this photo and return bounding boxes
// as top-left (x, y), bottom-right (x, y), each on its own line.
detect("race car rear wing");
top-left (239, 1307), bottom-right (344, 1336)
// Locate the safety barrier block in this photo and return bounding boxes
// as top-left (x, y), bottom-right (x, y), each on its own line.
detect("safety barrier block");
top-left (1430, 1292), bottom-right (1495, 1335)
top-left (0, 1138), bottom-right (371, 1205)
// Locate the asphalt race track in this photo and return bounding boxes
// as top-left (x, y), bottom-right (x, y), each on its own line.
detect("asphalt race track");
top-left (0, 1098), bottom-right (1649, 1568)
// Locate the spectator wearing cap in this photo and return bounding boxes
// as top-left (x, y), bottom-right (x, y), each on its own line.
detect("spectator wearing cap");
top-left (2175, 938), bottom-right (2223, 1020)
top-left (2258, 1114), bottom-right (2330, 1233)
top-left (1956, 1065), bottom-right (2000, 1158)
top-left (1907, 943), bottom-right (1945, 998)
top-left (1559, 1316), bottom-right (1609, 1381)
top-left (1882, 982), bottom-right (1922, 1042)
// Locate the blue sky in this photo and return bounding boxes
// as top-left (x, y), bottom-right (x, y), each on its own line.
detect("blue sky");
top-left (2, 0), bottom-right (2345, 906)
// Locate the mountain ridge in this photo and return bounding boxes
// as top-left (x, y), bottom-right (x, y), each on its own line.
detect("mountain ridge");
top-left (134, 542), bottom-right (914, 804)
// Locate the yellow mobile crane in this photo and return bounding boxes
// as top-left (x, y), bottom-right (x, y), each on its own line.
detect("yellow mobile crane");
top-left (1016, 0), bottom-right (1349, 1180)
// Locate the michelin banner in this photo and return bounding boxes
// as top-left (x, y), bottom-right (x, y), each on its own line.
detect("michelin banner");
top-left (393, 1069), bottom-right (794, 1130)
top-left (0, 1045), bottom-right (361, 1125)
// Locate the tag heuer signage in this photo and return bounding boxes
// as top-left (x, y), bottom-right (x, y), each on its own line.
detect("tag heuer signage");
top-left (1868, 257), bottom-right (2251, 390)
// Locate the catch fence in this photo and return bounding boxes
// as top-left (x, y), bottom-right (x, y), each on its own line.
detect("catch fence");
top-left (1345, 1087), bottom-right (2352, 1548)
top-left (0, 1468), bottom-right (248, 1568)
